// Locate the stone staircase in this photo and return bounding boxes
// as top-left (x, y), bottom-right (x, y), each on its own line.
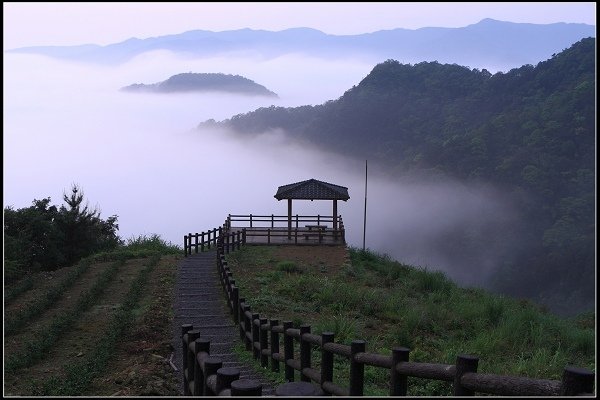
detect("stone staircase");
top-left (172, 251), bottom-right (275, 395)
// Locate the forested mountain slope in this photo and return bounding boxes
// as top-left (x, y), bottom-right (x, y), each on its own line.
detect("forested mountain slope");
top-left (206, 38), bottom-right (596, 316)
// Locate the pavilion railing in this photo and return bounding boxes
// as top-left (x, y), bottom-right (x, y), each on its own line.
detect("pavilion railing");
top-left (225, 214), bottom-right (345, 244)
top-left (226, 214), bottom-right (340, 229)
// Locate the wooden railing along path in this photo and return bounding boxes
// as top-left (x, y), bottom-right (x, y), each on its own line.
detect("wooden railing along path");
top-left (196, 229), bottom-right (596, 397)
top-left (183, 215), bottom-right (346, 253)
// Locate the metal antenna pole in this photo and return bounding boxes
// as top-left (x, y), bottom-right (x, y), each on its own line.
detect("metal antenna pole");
top-left (363, 160), bottom-right (367, 251)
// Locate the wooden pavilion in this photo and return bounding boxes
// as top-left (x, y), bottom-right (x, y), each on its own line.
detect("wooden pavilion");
top-left (274, 179), bottom-right (350, 239)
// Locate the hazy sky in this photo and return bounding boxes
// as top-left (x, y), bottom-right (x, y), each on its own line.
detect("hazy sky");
top-left (3, 2), bottom-right (596, 49)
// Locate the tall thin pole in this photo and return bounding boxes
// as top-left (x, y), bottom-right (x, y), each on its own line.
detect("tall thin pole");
top-left (363, 159), bottom-right (367, 251)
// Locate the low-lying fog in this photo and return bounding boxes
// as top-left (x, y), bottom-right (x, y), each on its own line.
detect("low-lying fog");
top-left (4, 51), bottom-right (521, 288)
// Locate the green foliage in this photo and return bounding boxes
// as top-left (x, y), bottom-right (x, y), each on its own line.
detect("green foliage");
top-left (276, 260), bottom-right (303, 274)
top-left (314, 315), bottom-right (359, 344)
top-left (4, 184), bottom-right (122, 278)
top-left (123, 233), bottom-right (181, 254)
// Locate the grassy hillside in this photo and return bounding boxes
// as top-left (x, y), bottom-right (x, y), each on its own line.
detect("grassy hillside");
top-left (3, 235), bottom-right (182, 396)
top-left (225, 245), bottom-right (595, 396)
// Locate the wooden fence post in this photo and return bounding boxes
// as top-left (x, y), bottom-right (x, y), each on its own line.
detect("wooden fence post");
top-left (185, 329), bottom-right (201, 395)
top-left (561, 366), bottom-right (595, 395)
top-left (270, 319), bottom-right (280, 372)
top-left (283, 321), bottom-right (295, 382)
top-left (243, 305), bottom-right (252, 350)
top-left (259, 317), bottom-right (269, 367)
top-left (251, 313), bottom-right (260, 359)
top-left (232, 286), bottom-right (239, 323)
top-left (300, 325), bottom-right (311, 382)
top-left (349, 340), bottom-right (366, 396)
top-left (194, 233), bottom-right (199, 253)
top-left (321, 332), bottom-right (335, 395)
top-left (242, 228), bottom-right (247, 244)
top-left (390, 347), bottom-right (410, 396)
top-left (454, 354), bottom-right (479, 396)
top-left (231, 379), bottom-right (263, 396)
top-left (193, 338), bottom-right (211, 396)
top-left (203, 357), bottom-right (223, 396)
top-left (201, 231), bottom-right (205, 252)
top-left (183, 235), bottom-right (188, 257)
top-left (239, 299), bottom-right (247, 340)
top-left (181, 324), bottom-right (193, 393)
top-left (216, 367), bottom-right (240, 394)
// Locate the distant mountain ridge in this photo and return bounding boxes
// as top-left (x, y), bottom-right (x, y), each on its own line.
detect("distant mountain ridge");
top-left (121, 72), bottom-right (278, 97)
top-left (7, 19), bottom-right (595, 71)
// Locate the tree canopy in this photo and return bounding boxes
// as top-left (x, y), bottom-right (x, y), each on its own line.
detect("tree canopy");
top-left (4, 184), bottom-right (121, 281)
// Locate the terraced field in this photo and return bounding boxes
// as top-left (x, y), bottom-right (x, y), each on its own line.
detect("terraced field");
top-left (3, 252), bottom-right (181, 396)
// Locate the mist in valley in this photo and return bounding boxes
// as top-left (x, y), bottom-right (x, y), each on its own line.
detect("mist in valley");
top-left (5, 50), bottom-right (530, 293)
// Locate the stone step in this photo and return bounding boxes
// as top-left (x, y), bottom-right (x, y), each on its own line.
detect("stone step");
top-left (173, 249), bottom-right (275, 395)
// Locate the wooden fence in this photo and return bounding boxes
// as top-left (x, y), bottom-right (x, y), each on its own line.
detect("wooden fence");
top-left (181, 324), bottom-right (263, 396)
top-left (183, 227), bottom-right (223, 256)
top-left (226, 214), bottom-right (346, 244)
top-left (183, 227), bottom-right (246, 257)
top-left (184, 215), bottom-right (346, 253)
top-left (226, 214), bottom-right (340, 229)
top-left (211, 232), bottom-right (596, 396)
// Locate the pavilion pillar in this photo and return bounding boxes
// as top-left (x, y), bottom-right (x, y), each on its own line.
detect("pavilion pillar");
top-left (333, 199), bottom-right (338, 230)
top-left (288, 199), bottom-right (292, 240)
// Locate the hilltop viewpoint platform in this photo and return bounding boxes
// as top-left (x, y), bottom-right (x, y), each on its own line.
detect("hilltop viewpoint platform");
top-left (225, 214), bottom-right (346, 246)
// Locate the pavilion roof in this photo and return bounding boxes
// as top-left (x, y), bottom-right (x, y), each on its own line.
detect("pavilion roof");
top-left (274, 179), bottom-right (350, 201)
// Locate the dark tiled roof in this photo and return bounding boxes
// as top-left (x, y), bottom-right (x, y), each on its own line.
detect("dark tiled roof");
top-left (274, 179), bottom-right (350, 201)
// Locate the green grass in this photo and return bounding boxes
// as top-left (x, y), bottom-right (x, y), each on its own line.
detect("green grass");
top-left (226, 245), bottom-right (596, 396)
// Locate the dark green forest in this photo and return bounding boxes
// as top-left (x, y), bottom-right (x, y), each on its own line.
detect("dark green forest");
top-left (205, 38), bottom-right (596, 316)
top-left (4, 185), bottom-right (121, 282)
